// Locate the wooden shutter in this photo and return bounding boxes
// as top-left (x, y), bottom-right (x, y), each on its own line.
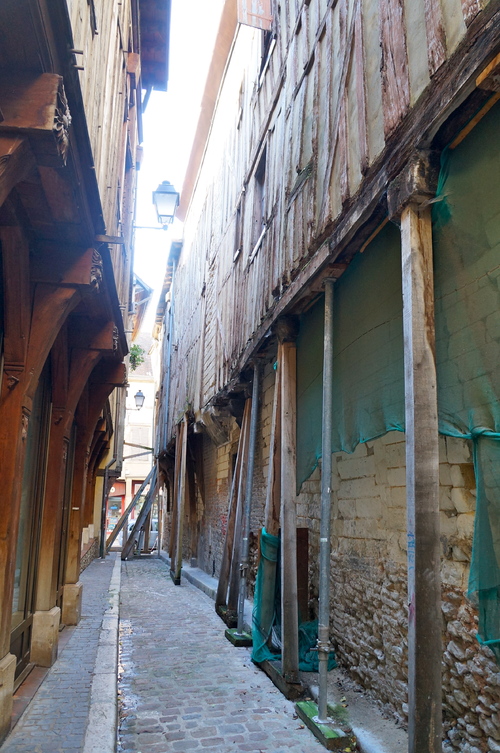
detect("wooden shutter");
top-left (237, 0), bottom-right (272, 31)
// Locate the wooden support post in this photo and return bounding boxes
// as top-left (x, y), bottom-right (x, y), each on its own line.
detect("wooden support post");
top-left (227, 399), bottom-right (251, 620)
top-left (64, 431), bottom-right (88, 587)
top-left (401, 202), bottom-right (442, 753)
top-left (172, 415), bottom-right (188, 584)
top-left (187, 448), bottom-right (198, 561)
top-left (216, 399), bottom-right (250, 611)
top-left (264, 360), bottom-right (281, 536)
top-left (258, 359), bottom-right (282, 648)
top-left (0, 227), bottom-right (32, 663)
top-left (35, 421), bottom-right (68, 612)
top-left (169, 423), bottom-right (183, 561)
top-left (389, 152), bottom-right (442, 753)
top-left (277, 317), bottom-right (300, 684)
top-left (143, 511), bottom-right (152, 552)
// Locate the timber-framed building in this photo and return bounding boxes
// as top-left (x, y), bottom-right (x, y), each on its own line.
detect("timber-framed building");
top-left (155, 1), bottom-right (500, 751)
top-left (0, 0), bottom-right (170, 739)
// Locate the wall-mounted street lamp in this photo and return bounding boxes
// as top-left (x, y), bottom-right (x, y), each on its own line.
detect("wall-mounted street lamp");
top-left (134, 390), bottom-right (145, 410)
top-left (152, 181), bottom-right (180, 225)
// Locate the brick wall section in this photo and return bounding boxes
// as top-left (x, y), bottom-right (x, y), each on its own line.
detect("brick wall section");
top-left (297, 431), bottom-right (500, 753)
top-left (196, 426), bottom-right (239, 576)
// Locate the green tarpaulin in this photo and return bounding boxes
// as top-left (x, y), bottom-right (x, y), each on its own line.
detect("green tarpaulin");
top-left (294, 100), bottom-right (500, 656)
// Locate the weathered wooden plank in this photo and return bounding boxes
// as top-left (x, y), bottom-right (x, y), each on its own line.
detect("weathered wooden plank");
top-left (354, 4), bottom-right (368, 176)
top-left (319, 0), bottom-right (357, 224)
top-left (461, 0), bottom-right (482, 26)
top-left (379, 0), bottom-right (410, 135)
top-left (424, 0), bottom-right (447, 75)
top-left (362, 0), bottom-right (385, 162)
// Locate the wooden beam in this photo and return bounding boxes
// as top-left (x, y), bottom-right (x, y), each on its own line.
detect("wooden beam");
top-left (1, 226), bottom-right (30, 369)
top-left (278, 318), bottom-right (300, 684)
top-left (25, 284), bottom-right (82, 400)
top-left (172, 415), bottom-right (188, 583)
top-left (264, 361), bottom-right (281, 536)
top-left (0, 135), bottom-right (35, 208)
top-left (187, 448), bottom-right (197, 560)
top-left (226, 400), bottom-right (252, 620)
top-left (31, 246), bottom-right (100, 287)
top-left (401, 202), bottom-right (442, 753)
top-left (169, 422), bottom-right (183, 562)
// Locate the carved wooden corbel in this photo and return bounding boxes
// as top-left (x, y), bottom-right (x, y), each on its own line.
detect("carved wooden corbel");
top-left (21, 409), bottom-right (30, 441)
top-left (53, 81), bottom-right (72, 165)
top-left (90, 250), bottom-right (103, 292)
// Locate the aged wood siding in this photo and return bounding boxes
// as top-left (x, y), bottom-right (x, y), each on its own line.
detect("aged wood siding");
top-left (68, 0), bottom-right (134, 236)
top-left (164, 0), bottom-right (490, 438)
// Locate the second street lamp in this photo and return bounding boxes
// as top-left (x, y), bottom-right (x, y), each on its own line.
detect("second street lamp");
top-left (152, 181), bottom-right (180, 225)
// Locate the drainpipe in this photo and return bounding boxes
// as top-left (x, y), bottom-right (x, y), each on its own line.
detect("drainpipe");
top-left (317, 278), bottom-right (335, 723)
top-left (236, 361), bottom-right (260, 635)
top-left (100, 457), bottom-right (117, 559)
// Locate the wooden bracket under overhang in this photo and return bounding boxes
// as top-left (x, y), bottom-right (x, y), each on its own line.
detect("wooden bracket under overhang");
top-left (0, 73), bottom-right (71, 168)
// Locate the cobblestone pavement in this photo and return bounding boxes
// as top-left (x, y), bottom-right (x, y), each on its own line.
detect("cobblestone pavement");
top-left (118, 557), bottom-right (324, 753)
top-left (1, 555), bottom-right (116, 753)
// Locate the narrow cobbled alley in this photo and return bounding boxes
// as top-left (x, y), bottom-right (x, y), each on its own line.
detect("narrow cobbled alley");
top-left (118, 557), bottom-right (323, 753)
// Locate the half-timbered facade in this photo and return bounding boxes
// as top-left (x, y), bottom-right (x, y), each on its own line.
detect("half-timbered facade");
top-left (156, 1), bottom-right (500, 751)
top-left (0, 0), bottom-right (170, 739)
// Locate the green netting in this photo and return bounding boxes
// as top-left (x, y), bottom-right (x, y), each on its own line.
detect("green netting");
top-left (295, 100), bottom-right (500, 654)
top-left (251, 528), bottom-right (337, 671)
top-left (296, 221), bottom-right (404, 489)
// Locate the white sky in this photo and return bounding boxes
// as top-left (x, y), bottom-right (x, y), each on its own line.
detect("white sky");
top-left (134, 0), bottom-right (225, 331)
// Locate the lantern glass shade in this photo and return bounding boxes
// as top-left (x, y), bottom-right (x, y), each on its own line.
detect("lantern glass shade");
top-left (134, 390), bottom-right (145, 409)
top-left (152, 181), bottom-right (179, 225)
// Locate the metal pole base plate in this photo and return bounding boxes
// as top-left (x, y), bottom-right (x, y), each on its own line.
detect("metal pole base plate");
top-left (295, 701), bottom-right (357, 751)
top-left (224, 627), bottom-right (253, 646)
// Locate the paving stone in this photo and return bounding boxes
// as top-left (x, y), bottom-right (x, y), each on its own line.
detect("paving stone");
top-left (117, 558), bottom-right (324, 752)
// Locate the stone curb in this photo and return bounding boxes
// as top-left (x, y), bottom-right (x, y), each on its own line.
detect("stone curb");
top-left (82, 555), bottom-right (121, 753)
